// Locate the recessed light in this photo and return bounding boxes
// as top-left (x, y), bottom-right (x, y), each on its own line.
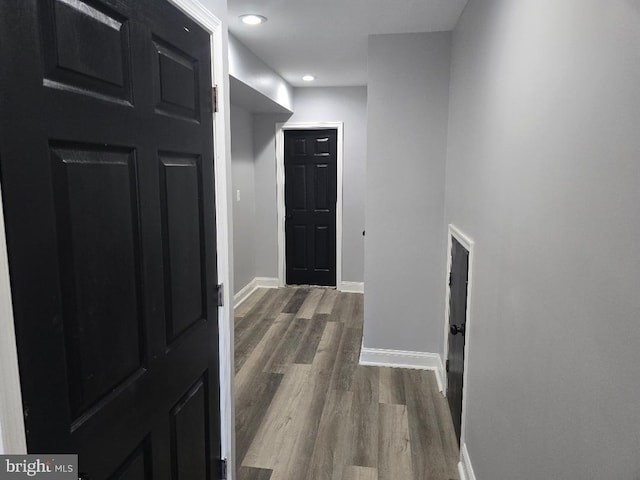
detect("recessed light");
top-left (302, 75), bottom-right (315, 82)
top-left (240, 14), bottom-right (267, 25)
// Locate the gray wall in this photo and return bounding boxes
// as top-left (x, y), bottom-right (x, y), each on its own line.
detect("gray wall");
top-left (229, 34), bottom-right (294, 112)
top-left (446, 0), bottom-right (640, 478)
top-left (364, 33), bottom-right (451, 353)
top-left (253, 87), bottom-right (367, 283)
top-left (253, 112), bottom-right (291, 279)
top-left (230, 104), bottom-right (257, 294)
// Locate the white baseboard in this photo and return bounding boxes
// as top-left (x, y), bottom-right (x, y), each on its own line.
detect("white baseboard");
top-left (339, 281), bottom-right (364, 293)
top-left (233, 279), bottom-right (258, 307)
top-left (359, 347), bottom-right (444, 392)
top-left (458, 443), bottom-right (477, 480)
top-left (234, 277), bottom-right (279, 307)
top-left (254, 277), bottom-right (279, 288)
top-left (235, 278), bottom-right (363, 306)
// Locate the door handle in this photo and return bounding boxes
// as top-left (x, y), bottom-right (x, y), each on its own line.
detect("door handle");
top-left (450, 324), bottom-right (465, 336)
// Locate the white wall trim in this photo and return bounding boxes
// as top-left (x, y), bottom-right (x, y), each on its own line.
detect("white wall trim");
top-left (166, 1), bottom-right (235, 477)
top-left (234, 277), bottom-right (279, 307)
top-left (234, 279), bottom-right (258, 307)
top-left (0, 184), bottom-right (27, 454)
top-left (254, 276), bottom-right (280, 289)
top-left (359, 348), bottom-right (444, 392)
top-left (443, 224), bottom-right (475, 450)
top-left (338, 281), bottom-right (364, 293)
top-left (458, 443), bottom-right (477, 480)
top-left (275, 122), bottom-right (344, 289)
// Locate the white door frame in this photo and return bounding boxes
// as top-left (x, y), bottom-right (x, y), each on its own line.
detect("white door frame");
top-left (275, 122), bottom-right (344, 289)
top-left (169, 0), bottom-right (235, 472)
top-left (0, 2), bottom-right (235, 476)
top-left (443, 224), bottom-right (475, 452)
top-left (167, 2), bottom-right (235, 476)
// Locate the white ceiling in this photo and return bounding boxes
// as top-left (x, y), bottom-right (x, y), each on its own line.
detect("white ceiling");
top-left (228, 0), bottom-right (468, 87)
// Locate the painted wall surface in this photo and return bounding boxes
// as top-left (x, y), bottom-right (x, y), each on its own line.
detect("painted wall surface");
top-left (445, 0), bottom-right (640, 478)
top-left (200, 0), bottom-right (226, 20)
top-left (230, 104), bottom-right (257, 294)
top-left (364, 32), bottom-right (451, 353)
top-left (253, 87), bottom-right (367, 283)
top-left (229, 35), bottom-right (294, 112)
top-left (253, 112), bottom-right (292, 279)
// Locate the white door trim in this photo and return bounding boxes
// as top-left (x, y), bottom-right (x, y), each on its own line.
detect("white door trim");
top-left (275, 122), bottom-right (344, 288)
top-left (443, 224), bottom-right (475, 450)
top-left (167, 1), bottom-right (235, 476)
top-left (0, 1), bottom-right (235, 473)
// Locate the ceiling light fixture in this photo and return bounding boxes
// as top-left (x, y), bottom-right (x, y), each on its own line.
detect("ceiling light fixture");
top-left (240, 14), bottom-right (267, 25)
top-left (302, 75), bottom-right (316, 82)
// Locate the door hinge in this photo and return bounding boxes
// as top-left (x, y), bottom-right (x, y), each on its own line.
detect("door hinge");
top-left (211, 85), bottom-right (219, 113)
top-left (445, 359), bottom-right (450, 373)
top-left (217, 283), bottom-right (224, 307)
top-left (219, 458), bottom-right (228, 479)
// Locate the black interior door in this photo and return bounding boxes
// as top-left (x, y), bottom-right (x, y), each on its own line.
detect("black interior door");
top-left (0, 1), bottom-right (221, 478)
top-left (447, 237), bottom-right (469, 445)
top-left (284, 129), bottom-right (337, 286)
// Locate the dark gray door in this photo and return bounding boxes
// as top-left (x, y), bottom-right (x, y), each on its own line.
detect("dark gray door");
top-left (0, 0), bottom-right (221, 478)
top-left (284, 129), bottom-right (337, 286)
top-left (447, 237), bottom-right (469, 444)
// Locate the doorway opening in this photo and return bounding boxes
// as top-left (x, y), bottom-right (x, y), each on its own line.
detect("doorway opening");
top-left (443, 224), bottom-right (474, 448)
top-left (275, 122), bottom-right (344, 288)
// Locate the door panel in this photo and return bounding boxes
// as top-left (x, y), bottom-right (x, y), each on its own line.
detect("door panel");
top-left (0, 0), bottom-right (221, 478)
top-left (447, 237), bottom-right (469, 445)
top-left (284, 129), bottom-right (337, 286)
top-left (293, 226), bottom-right (308, 269)
top-left (110, 441), bottom-right (151, 480)
top-left (152, 36), bottom-right (200, 120)
top-left (314, 226), bottom-right (331, 270)
top-left (314, 164), bottom-right (330, 210)
top-left (292, 165), bottom-right (308, 210)
top-left (40, 0), bottom-right (133, 103)
top-left (51, 144), bottom-right (145, 419)
top-left (159, 154), bottom-right (206, 343)
top-left (170, 377), bottom-right (209, 480)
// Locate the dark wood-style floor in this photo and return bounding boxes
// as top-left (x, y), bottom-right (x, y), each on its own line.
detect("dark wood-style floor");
top-left (234, 287), bottom-right (460, 480)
